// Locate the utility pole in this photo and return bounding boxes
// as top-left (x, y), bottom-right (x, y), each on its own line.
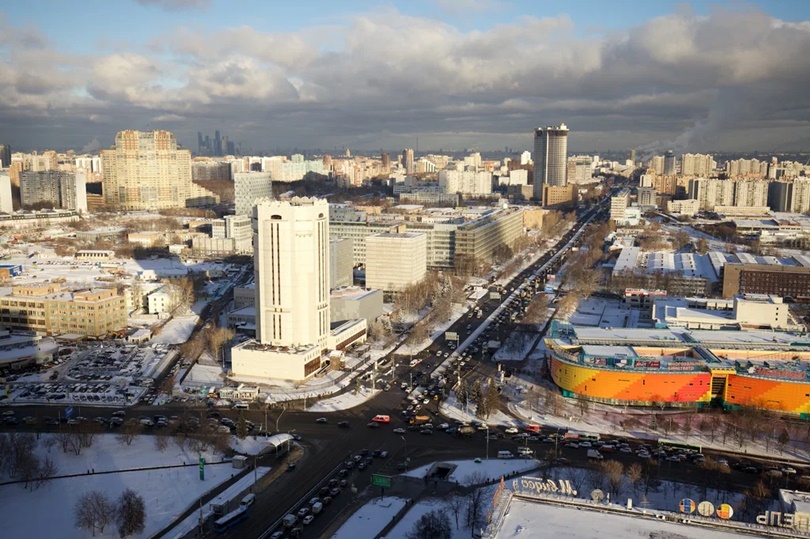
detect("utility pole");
top-left (486, 426), bottom-right (490, 460)
top-left (276, 405), bottom-right (286, 433)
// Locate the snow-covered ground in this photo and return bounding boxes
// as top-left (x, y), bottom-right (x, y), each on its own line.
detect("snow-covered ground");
top-left (0, 434), bottom-right (241, 539)
top-left (439, 392), bottom-right (520, 428)
top-left (184, 363), bottom-right (225, 386)
top-left (402, 458), bottom-right (540, 486)
top-left (307, 387), bottom-right (381, 412)
top-left (151, 314), bottom-right (199, 345)
top-left (497, 498), bottom-right (764, 539)
top-left (330, 496), bottom-right (408, 539)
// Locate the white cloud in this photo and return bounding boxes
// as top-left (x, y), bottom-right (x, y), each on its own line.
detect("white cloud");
top-left (1, 7), bottom-right (810, 151)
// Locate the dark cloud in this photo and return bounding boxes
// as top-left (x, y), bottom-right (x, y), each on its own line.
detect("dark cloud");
top-left (1, 7), bottom-right (809, 152)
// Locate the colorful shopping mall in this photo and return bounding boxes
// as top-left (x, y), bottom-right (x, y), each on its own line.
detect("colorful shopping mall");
top-left (545, 322), bottom-right (810, 417)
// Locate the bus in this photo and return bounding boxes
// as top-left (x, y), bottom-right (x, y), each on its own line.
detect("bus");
top-left (657, 438), bottom-right (702, 454)
top-left (213, 506), bottom-right (249, 533)
top-left (563, 430), bottom-right (600, 442)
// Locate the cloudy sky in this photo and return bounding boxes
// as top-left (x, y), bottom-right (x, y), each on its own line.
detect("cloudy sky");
top-left (1, 0), bottom-right (809, 154)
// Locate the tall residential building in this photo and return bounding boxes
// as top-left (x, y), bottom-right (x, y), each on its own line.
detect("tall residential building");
top-left (610, 188), bottom-right (631, 221)
top-left (533, 124), bottom-right (569, 199)
top-left (234, 172), bottom-right (273, 216)
top-left (101, 130), bottom-right (218, 210)
top-left (681, 153), bottom-right (716, 177)
top-left (381, 152), bottom-right (391, 172)
top-left (438, 170), bottom-right (492, 195)
top-left (329, 238), bottom-right (354, 289)
top-left (20, 170), bottom-right (87, 212)
top-left (403, 148), bottom-right (415, 175)
top-left (663, 150), bottom-right (676, 176)
top-left (232, 197), bottom-right (330, 380)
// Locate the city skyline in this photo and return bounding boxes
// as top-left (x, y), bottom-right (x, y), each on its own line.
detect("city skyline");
top-left (1, 1), bottom-right (809, 153)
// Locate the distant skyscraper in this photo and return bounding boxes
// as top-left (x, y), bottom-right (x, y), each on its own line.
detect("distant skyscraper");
top-left (381, 152), bottom-right (390, 172)
top-left (0, 144), bottom-right (11, 169)
top-left (533, 123), bottom-right (569, 199)
top-left (101, 130), bottom-right (216, 210)
top-left (664, 150), bottom-right (676, 176)
top-left (629, 148), bottom-right (636, 164)
top-left (403, 148), bottom-right (414, 175)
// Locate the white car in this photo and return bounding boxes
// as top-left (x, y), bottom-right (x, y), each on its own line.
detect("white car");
top-left (504, 427), bottom-right (519, 434)
top-left (302, 515), bottom-right (315, 525)
top-left (393, 428), bottom-right (406, 434)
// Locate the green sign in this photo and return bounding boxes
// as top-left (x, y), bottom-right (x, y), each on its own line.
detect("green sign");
top-left (199, 456), bottom-right (205, 481)
top-left (371, 474), bottom-right (391, 488)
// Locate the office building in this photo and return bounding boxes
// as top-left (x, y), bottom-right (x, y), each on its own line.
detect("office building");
top-left (663, 150), bottom-right (676, 176)
top-left (637, 187), bottom-right (657, 208)
top-left (231, 197), bottom-right (330, 381)
top-left (722, 263), bottom-right (810, 300)
top-left (330, 238), bottom-right (353, 289)
top-left (365, 232), bottom-right (427, 292)
top-left (533, 124), bottom-right (569, 198)
top-left (0, 174), bottom-right (12, 213)
top-left (234, 172), bottom-right (273, 216)
top-left (610, 188), bottom-right (631, 221)
top-left (541, 184), bottom-right (577, 209)
top-left (101, 130), bottom-right (219, 210)
top-left (0, 283), bottom-right (127, 337)
top-left (330, 287), bottom-right (383, 326)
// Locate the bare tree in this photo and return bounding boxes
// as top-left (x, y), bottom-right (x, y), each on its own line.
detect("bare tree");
top-left (154, 435), bottom-right (169, 452)
top-left (406, 509), bottom-right (452, 539)
top-left (117, 420), bottom-right (140, 446)
top-left (75, 491), bottom-right (115, 536)
top-left (204, 326), bottom-right (236, 364)
top-left (464, 476), bottom-right (487, 533)
top-left (446, 495), bottom-right (465, 530)
top-left (600, 460), bottom-right (624, 498)
top-left (626, 463), bottom-right (643, 496)
top-left (116, 489), bottom-right (146, 538)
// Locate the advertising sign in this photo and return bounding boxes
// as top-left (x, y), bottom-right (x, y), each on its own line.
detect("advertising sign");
top-left (716, 503), bottom-right (733, 520)
top-left (679, 498), bottom-right (695, 514)
top-left (445, 332), bottom-right (459, 342)
top-left (757, 511), bottom-right (810, 532)
top-left (511, 477), bottom-right (578, 497)
top-left (697, 501), bottom-right (715, 517)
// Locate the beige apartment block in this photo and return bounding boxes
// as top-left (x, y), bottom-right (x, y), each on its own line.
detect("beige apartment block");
top-left (365, 232), bottom-right (427, 292)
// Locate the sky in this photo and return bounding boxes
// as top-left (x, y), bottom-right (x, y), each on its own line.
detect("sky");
top-left (1, 0), bottom-right (810, 154)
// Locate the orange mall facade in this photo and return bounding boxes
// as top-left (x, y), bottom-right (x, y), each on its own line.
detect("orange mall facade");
top-left (546, 322), bottom-right (810, 417)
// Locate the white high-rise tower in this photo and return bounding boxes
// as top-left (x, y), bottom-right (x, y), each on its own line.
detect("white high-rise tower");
top-left (232, 196), bottom-right (331, 380)
top-left (254, 197), bottom-right (330, 350)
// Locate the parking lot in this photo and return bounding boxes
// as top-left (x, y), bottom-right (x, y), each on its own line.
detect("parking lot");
top-left (0, 341), bottom-right (177, 407)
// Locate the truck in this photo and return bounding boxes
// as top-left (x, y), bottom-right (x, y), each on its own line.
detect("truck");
top-left (587, 449), bottom-right (604, 460)
top-left (283, 514), bottom-right (298, 527)
top-left (311, 502), bottom-right (323, 515)
top-left (409, 415), bottom-right (430, 425)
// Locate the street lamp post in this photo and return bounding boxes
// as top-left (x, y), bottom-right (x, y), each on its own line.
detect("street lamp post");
top-left (276, 405), bottom-right (286, 433)
top-left (485, 426), bottom-right (489, 461)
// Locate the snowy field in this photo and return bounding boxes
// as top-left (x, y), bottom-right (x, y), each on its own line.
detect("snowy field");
top-left (497, 499), bottom-right (766, 539)
top-left (0, 434), bottom-right (239, 539)
top-left (331, 496), bottom-right (408, 539)
top-left (307, 387), bottom-right (381, 412)
top-left (150, 314), bottom-right (199, 345)
top-left (439, 392), bottom-right (520, 428)
top-left (402, 458), bottom-right (541, 486)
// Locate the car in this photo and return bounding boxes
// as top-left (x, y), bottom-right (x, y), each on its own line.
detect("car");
top-left (1, 410), bottom-right (15, 417)
top-left (357, 462), bottom-right (368, 470)
top-left (371, 450), bottom-right (381, 458)
top-left (308, 497), bottom-right (320, 506)
top-left (338, 421), bottom-right (350, 428)
top-left (338, 468), bottom-right (348, 477)
top-left (339, 478), bottom-right (349, 487)
top-left (287, 462), bottom-right (297, 471)
top-left (420, 429), bottom-right (433, 435)
top-left (297, 507), bottom-right (310, 518)
top-left (504, 427), bottom-right (519, 434)
top-left (319, 487), bottom-right (330, 497)
top-left (396, 463), bottom-right (407, 471)
top-left (316, 417), bottom-right (328, 424)
top-left (330, 487), bottom-right (340, 497)
top-left (380, 451), bottom-right (389, 458)
top-left (270, 532), bottom-right (284, 539)
top-left (322, 496), bottom-right (333, 505)
top-left (367, 422), bottom-right (380, 428)
top-left (393, 427), bottom-right (406, 434)
top-left (328, 479), bottom-right (338, 488)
